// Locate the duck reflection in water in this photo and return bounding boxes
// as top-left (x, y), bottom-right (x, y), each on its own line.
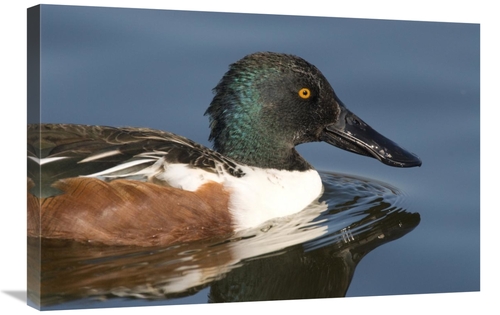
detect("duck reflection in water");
top-left (28, 173), bottom-right (420, 308)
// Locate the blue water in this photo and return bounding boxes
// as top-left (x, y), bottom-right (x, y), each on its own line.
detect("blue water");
top-left (29, 5), bottom-right (480, 309)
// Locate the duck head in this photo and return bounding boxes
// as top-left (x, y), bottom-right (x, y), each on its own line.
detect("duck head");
top-left (206, 52), bottom-right (421, 170)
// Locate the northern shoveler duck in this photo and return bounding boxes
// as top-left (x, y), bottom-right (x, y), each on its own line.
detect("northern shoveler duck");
top-left (27, 52), bottom-right (421, 247)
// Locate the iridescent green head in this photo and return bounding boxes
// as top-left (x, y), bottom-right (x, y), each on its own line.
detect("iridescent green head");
top-left (205, 52), bottom-right (422, 170)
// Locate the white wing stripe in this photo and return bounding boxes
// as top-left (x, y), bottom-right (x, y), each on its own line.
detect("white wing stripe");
top-left (78, 150), bottom-right (122, 163)
top-left (28, 156), bottom-right (68, 165)
top-left (83, 159), bottom-right (158, 177)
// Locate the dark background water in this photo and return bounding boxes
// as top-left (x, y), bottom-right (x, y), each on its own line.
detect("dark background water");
top-left (2, 2), bottom-right (491, 314)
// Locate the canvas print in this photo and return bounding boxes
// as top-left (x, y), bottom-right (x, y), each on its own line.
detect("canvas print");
top-left (27, 4), bottom-right (480, 310)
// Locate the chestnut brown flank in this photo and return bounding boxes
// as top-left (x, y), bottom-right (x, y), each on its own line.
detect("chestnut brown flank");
top-left (27, 177), bottom-right (233, 246)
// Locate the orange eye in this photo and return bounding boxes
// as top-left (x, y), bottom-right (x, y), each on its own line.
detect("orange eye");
top-left (298, 88), bottom-right (311, 99)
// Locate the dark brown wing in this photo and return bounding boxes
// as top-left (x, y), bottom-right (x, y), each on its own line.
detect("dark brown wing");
top-left (28, 124), bottom-right (244, 198)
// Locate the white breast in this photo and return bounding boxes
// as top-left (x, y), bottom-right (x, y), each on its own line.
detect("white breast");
top-left (223, 167), bottom-right (324, 231)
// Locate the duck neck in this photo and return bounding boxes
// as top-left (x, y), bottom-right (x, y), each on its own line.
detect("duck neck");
top-left (207, 98), bottom-right (313, 171)
top-left (214, 128), bottom-right (312, 171)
